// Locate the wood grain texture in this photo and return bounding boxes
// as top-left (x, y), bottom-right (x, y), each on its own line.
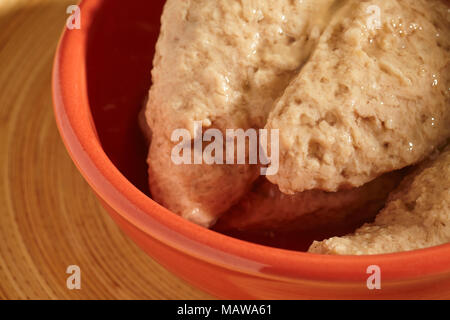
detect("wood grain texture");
top-left (0, 0), bottom-right (211, 300)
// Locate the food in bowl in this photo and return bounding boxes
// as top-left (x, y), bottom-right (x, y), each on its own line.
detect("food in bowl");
top-left (310, 146), bottom-right (450, 255)
top-left (142, 0), bottom-right (450, 254)
top-left (145, 0), bottom-right (338, 227)
top-left (216, 170), bottom-right (406, 232)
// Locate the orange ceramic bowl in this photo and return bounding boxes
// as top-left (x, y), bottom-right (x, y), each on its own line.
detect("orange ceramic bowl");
top-left (53, 0), bottom-right (450, 299)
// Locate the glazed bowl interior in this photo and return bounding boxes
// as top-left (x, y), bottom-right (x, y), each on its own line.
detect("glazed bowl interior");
top-left (54, 0), bottom-right (450, 290)
top-left (85, 0), bottom-right (159, 197)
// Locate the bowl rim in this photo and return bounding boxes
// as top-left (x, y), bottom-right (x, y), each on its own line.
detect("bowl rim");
top-left (52, 0), bottom-right (450, 283)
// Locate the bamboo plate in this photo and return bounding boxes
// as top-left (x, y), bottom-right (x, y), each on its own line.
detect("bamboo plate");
top-left (0, 0), bottom-right (211, 300)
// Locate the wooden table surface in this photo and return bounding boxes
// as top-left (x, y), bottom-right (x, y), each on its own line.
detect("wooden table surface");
top-left (0, 0), bottom-right (211, 300)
